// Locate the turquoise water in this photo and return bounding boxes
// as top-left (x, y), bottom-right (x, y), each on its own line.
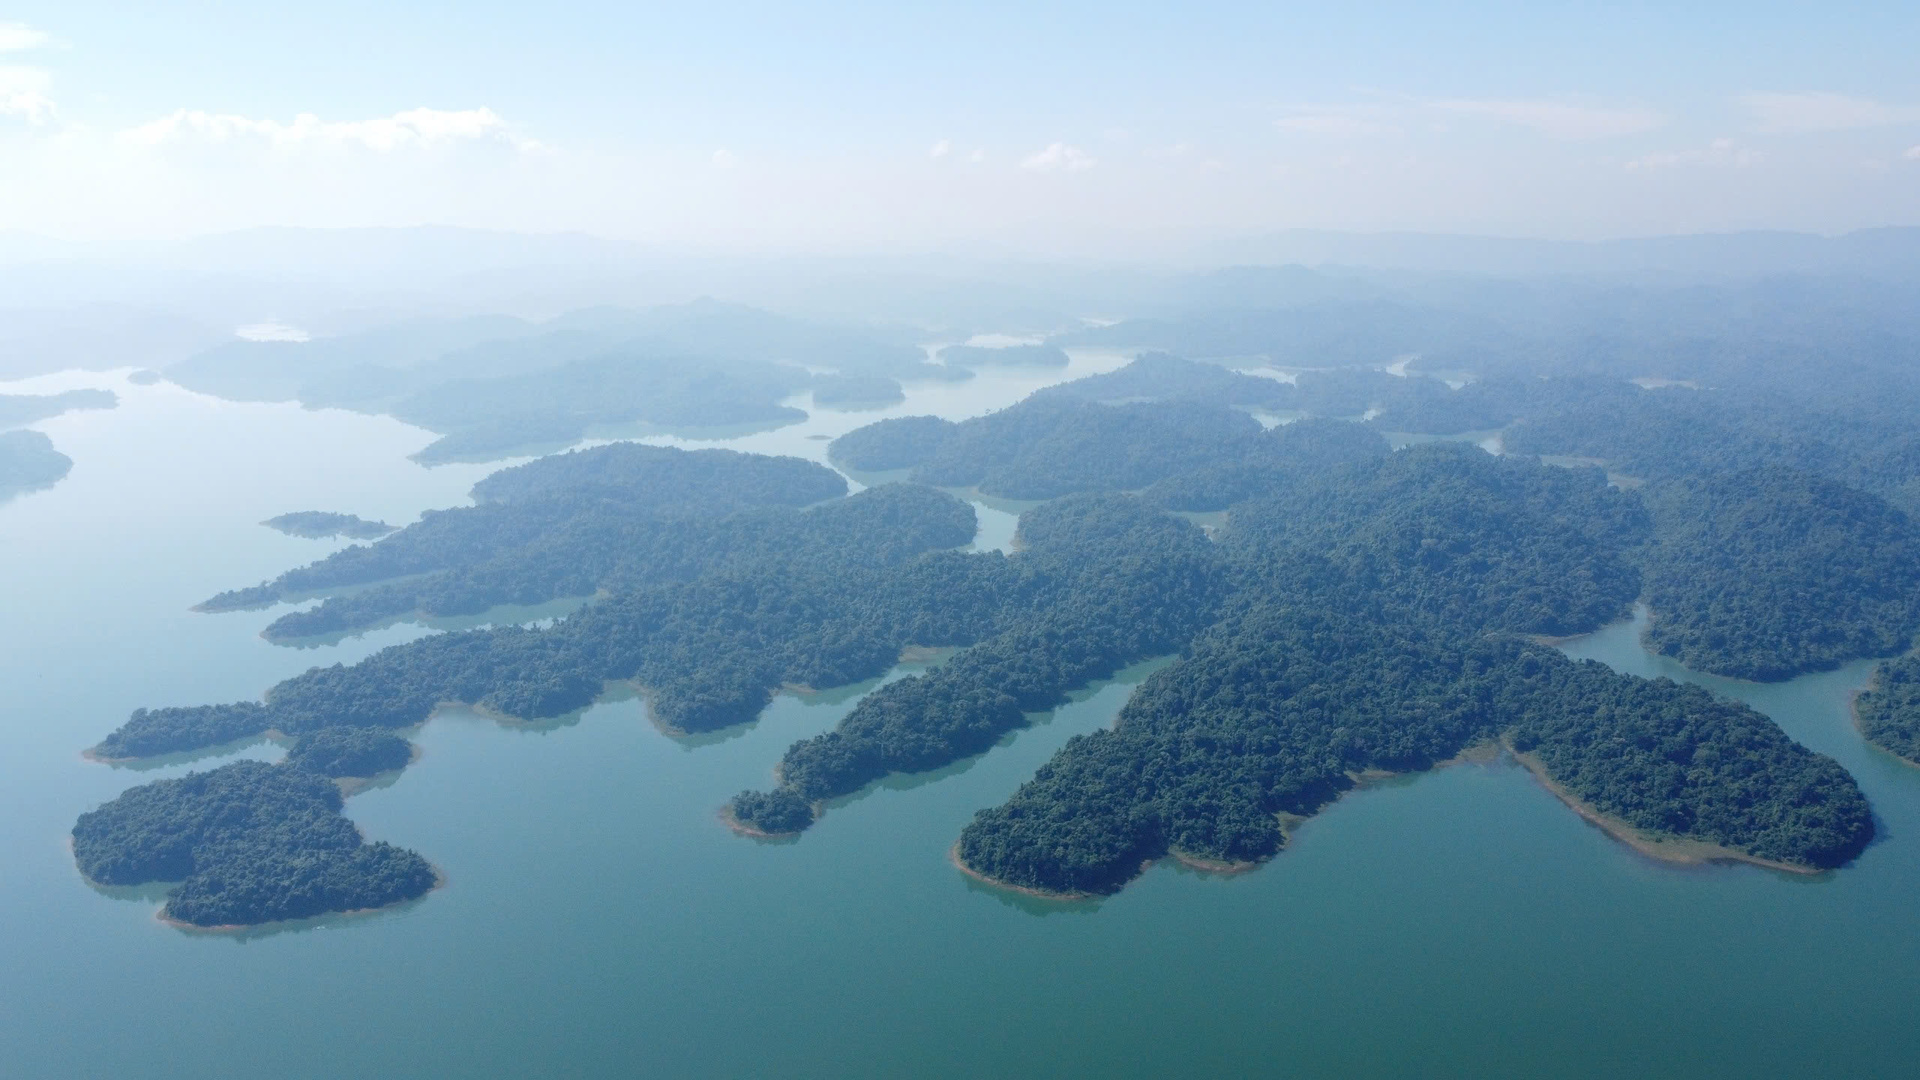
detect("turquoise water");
top-left (3, 367), bottom-right (1919, 1078)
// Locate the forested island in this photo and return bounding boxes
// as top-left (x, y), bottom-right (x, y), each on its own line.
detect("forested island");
top-left (73, 741), bottom-right (433, 928)
top-left (0, 388), bottom-right (117, 428)
top-left (77, 338), bottom-right (1920, 920)
top-left (0, 430), bottom-right (74, 500)
top-left (263, 511), bottom-right (398, 540)
top-left (162, 301), bottom-right (957, 464)
top-left (1857, 653), bottom-right (1920, 765)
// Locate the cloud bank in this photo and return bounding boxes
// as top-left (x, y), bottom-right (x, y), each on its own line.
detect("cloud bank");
top-left (121, 106), bottom-right (535, 152)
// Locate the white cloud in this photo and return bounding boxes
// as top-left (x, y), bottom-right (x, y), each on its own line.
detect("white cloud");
top-left (0, 22), bottom-right (51, 51)
top-left (1740, 92), bottom-right (1920, 133)
top-left (1275, 98), bottom-right (1661, 141)
top-left (969, 147), bottom-right (985, 164)
top-left (1906, 146), bottom-right (1920, 161)
top-left (1625, 137), bottom-right (1761, 171)
top-left (1274, 105), bottom-right (1401, 137)
top-left (711, 148), bottom-right (737, 168)
top-left (1429, 98), bottom-right (1665, 139)
top-left (928, 138), bottom-right (951, 158)
top-left (121, 106), bottom-right (534, 151)
top-left (1020, 142), bottom-right (1095, 173)
top-left (0, 65), bottom-right (55, 124)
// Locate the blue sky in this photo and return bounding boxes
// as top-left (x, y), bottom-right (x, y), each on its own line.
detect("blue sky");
top-left (4, 2), bottom-right (1918, 253)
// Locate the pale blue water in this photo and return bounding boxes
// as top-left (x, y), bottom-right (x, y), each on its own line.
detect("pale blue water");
top-left (2, 368), bottom-right (1917, 1078)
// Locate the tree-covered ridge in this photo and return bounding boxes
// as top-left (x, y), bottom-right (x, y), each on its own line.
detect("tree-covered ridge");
top-left (100, 484), bottom-right (985, 759)
top-left (473, 443), bottom-right (847, 507)
top-left (72, 759), bottom-right (435, 927)
top-left (871, 397), bottom-right (1268, 500)
top-left (198, 445), bottom-right (854, 637)
top-left (830, 415), bottom-right (957, 472)
top-left (1639, 468), bottom-right (1920, 679)
top-left (286, 726), bottom-right (414, 778)
top-left (956, 600), bottom-right (1872, 895)
top-left (0, 429), bottom-right (74, 498)
top-left (1137, 417), bottom-right (1392, 511)
top-left (1855, 653), bottom-right (1920, 765)
top-left (1028, 353), bottom-right (1288, 408)
top-left (1224, 443), bottom-right (1649, 637)
top-left (263, 511), bottom-right (397, 540)
top-left (730, 494), bottom-right (1230, 832)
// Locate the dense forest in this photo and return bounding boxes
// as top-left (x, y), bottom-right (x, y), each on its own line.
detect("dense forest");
top-left (72, 759), bottom-right (435, 927)
top-left (199, 444), bottom-right (854, 638)
top-left (731, 494), bottom-right (1230, 830)
top-left (957, 602), bottom-right (1871, 895)
top-left (263, 511), bottom-right (397, 540)
top-left (1857, 653), bottom-right (1920, 765)
top-left (1637, 469), bottom-right (1920, 679)
top-left (82, 336), bottom-right (1920, 920)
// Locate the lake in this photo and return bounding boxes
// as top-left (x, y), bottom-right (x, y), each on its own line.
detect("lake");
top-left (2, 360), bottom-right (1917, 1078)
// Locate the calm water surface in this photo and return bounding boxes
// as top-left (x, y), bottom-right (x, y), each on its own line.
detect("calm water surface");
top-left (2, 364), bottom-right (1918, 1078)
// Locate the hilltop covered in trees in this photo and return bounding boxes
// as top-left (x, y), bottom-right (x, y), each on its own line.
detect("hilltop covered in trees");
top-left (1638, 469), bottom-right (1920, 679)
top-left (1857, 653), bottom-right (1920, 765)
top-left (199, 444), bottom-right (854, 639)
top-left (72, 758), bottom-right (434, 928)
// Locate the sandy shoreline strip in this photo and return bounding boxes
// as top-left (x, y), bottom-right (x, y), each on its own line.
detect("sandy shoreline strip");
top-left (948, 843), bottom-right (1096, 901)
top-left (717, 806), bottom-right (804, 839)
top-left (1504, 741), bottom-right (1819, 875)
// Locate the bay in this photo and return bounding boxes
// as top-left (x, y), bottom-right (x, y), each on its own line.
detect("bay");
top-left (2, 361), bottom-right (1918, 1078)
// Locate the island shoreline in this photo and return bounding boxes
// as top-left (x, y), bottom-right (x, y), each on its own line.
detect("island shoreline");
top-left (1504, 740), bottom-right (1820, 875)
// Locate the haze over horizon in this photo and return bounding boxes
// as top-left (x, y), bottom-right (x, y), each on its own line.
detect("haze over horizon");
top-left (5, 2), bottom-right (1919, 256)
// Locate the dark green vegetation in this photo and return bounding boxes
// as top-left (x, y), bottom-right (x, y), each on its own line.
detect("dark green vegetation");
top-left (1857, 653), bottom-right (1920, 765)
top-left (113, 480), bottom-right (978, 758)
top-left (87, 322), bottom-right (1920, 918)
top-left (1223, 443), bottom-right (1648, 637)
top-left (0, 429), bottom-right (74, 498)
top-left (939, 343), bottom-right (1070, 368)
top-left (829, 415), bottom-right (957, 472)
top-left (732, 494), bottom-right (1229, 831)
top-left (263, 511), bottom-right (398, 540)
top-left (958, 606), bottom-right (1871, 894)
top-left (0, 388), bottom-right (117, 428)
top-left (72, 759), bottom-right (434, 927)
top-left (199, 444), bottom-right (852, 639)
top-left (286, 727), bottom-right (415, 778)
top-left (1639, 470), bottom-right (1920, 680)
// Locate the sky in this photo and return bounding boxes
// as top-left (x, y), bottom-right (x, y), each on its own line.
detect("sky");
top-left (3, 1), bottom-right (1919, 256)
